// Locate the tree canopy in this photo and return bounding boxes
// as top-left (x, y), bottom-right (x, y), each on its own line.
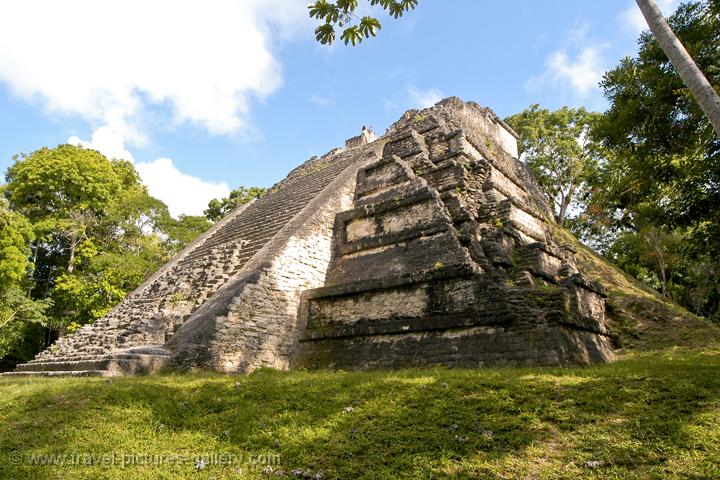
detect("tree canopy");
top-left (587, 0), bottom-right (720, 319)
top-left (0, 142), bottom-right (273, 367)
top-left (0, 145), bottom-right (215, 365)
top-left (505, 105), bottom-right (603, 227)
top-left (0, 200), bottom-right (34, 290)
top-left (0, 198), bottom-right (49, 366)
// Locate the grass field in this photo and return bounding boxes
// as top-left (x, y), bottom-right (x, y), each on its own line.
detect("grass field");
top-left (2, 229), bottom-right (718, 480)
top-left (1, 348), bottom-right (719, 479)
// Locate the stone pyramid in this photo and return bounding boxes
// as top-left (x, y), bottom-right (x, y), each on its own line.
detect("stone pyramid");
top-left (8, 98), bottom-right (613, 376)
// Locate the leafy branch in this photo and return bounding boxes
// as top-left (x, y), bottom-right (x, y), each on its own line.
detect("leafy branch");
top-left (309, 0), bottom-right (418, 45)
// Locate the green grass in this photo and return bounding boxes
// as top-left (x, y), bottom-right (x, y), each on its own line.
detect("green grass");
top-left (1, 348), bottom-right (720, 479)
top-left (2, 228), bottom-right (718, 479)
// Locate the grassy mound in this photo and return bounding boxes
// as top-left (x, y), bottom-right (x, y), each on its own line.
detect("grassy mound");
top-left (553, 227), bottom-right (720, 351)
top-left (1, 350), bottom-right (720, 479)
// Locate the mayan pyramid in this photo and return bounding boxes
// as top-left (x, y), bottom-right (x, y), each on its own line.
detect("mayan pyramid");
top-left (8, 98), bottom-right (613, 376)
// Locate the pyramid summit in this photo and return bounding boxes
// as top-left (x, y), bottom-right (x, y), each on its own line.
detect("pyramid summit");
top-left (9, 97), bottom-right (614, 376)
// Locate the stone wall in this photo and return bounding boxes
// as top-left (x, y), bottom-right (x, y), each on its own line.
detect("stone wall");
top-left (166, 142), bottom-right (384, 372)
top-left (294, 98), bottom-right (613, 369)
top-left (13, 97), bottom-right (614, 377)
top-left (22, 138), bottom-right (382, 373)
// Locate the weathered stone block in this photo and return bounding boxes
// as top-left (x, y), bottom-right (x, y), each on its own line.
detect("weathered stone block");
top-left (11, 98), bottom-right (614, 378)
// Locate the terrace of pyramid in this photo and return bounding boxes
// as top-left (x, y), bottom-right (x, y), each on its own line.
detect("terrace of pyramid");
top-left (7, 97), bottom-right (614, 376)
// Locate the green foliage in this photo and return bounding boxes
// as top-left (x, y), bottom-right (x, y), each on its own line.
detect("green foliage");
top-left (0, 202), bottom-right (49, 363)
top-left (0, 288), bottom-right (49, 362)
top-left (50, 273), bottom-right (123, 330)
top-left (169, 292), bottom-right (191, 307)
top-left (0, 203), bottom-right (33, 290)
top-left (607, 227), bottom-right (685, 297)
top-left (588, 0), bottom-right (720, 321)
top-left (204, 186), bottom-right (266, 222)
top-left (101, 187), bottom-right (168, 243)
top-left (5, 145), bottom-right (122, 226)
top-left (505, 105), bottom-right (603, 227)
top-left (161, 215), bottom-right (212, 251)
top-left (593, 0), bottom-right (719, 239)
top-left (0, 144), bottom-right (212, 365)
top-left (309, 0), bottom-right (417, 45)
top-left (48, 239), bottom-right (147, 328)
top-left (1, 350), bottom-right (720, 478)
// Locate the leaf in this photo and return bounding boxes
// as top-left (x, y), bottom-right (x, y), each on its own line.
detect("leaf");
top-left (308, 0), bottom-right (332, 20)
top-left (388, 1), bottom-right (405, 18)
top-left (336, 0), bottom-right (359, 13)
top-left (358, 16), bottom-right (382, 38)
top-left (402, 0), bottom-right (419, 11)
top-left (315, 24), bottom-right (336, 45)
top-left (340, 26), bottom-right (363, 46)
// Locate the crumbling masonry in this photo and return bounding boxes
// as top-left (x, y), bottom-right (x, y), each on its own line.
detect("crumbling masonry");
top-left (8, 98), bottom-right (613, 376)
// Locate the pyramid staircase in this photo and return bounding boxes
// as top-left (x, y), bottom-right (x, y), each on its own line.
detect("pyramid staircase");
top-left (6, 145), bottom-right (371, 376)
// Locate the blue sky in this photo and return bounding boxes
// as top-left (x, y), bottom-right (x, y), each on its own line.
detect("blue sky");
top-left (0, 0), bottom-right (679, 217)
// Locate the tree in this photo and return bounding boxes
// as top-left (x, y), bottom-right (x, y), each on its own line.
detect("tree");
top-left (591, 0), bottom-right (720, 320)
top-left (606, 227), bottom-right (684, 297)
top-left (595, 0), bottom-right (719, 247)
top-left (1, 145), bottom-right (213, 367)
top-left (635, 0), bottom-right (720, 136)
top-left (505, 105), bottom-right (603, 227)
top-left (50, 239), bottom-right (141, 332)
top-left (0, 288), bottom-right (49, 368)
top-left (2, 145), bottom-right (211, 342)
top-left (5, 145), bottom-right (123, 272)
top-left (204, 186), bottom-right (266, 222)
top-left (0, 200), bottom-right (49, 365)
top-left (161, 214), bottom-right (212, 249)
top-left (309, 0), bottom-right (720, 137)
top-left (0, 200), bottom-right (34, 290)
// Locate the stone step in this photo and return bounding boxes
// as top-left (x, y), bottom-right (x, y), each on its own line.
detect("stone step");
top-left (21, 357), bottom-right (167, 374)
top-left (27, 352), bottom-right (170, 364)
top-left (2, 370), bottom-right (112, 377)
top-left (20, 147), bottom-right (362, 374)
top-left (29, 346), bottom-right (170, 362)
top-left (14, 352), bottom-right (171, 376)
top-left (188, 227), bottom-right (286, 257)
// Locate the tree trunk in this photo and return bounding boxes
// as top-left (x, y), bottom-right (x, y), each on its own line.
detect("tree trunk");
top-left (636, 0), bottom-right (720, 136)
top-left (27, 242), bottom-right (38, 297)
top-left (557, 193), bottom-right (569, 227)
top-left (658, 258), bottom-right (668, 297)
top-left (67, 232), bottom-right (77, 273)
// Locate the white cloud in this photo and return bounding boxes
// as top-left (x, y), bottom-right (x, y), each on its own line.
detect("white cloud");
top-left (135, 158), bottom-right (230, 218)
top-left (407, 86), bottom-right (444, 109)
top-left (532, 47), bottom-right (606, 98)
top-left (309, 94), bottom-right (334, 107)
top-left (620, 0), bottom-right (680, 36)
top-left (69, 126), bottom-right (229, 217)
top-left (68, 126), bottom-right (133, 161)
top-left (525, 21), bottom-right (608, 103)
top-left (383, 85), bottom-right (445, 113)
top-left (0, 1), bottom-right (309, 144)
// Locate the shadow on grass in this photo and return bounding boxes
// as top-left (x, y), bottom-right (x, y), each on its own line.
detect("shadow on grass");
top-left (1, 350), bottom-right (719, 479)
